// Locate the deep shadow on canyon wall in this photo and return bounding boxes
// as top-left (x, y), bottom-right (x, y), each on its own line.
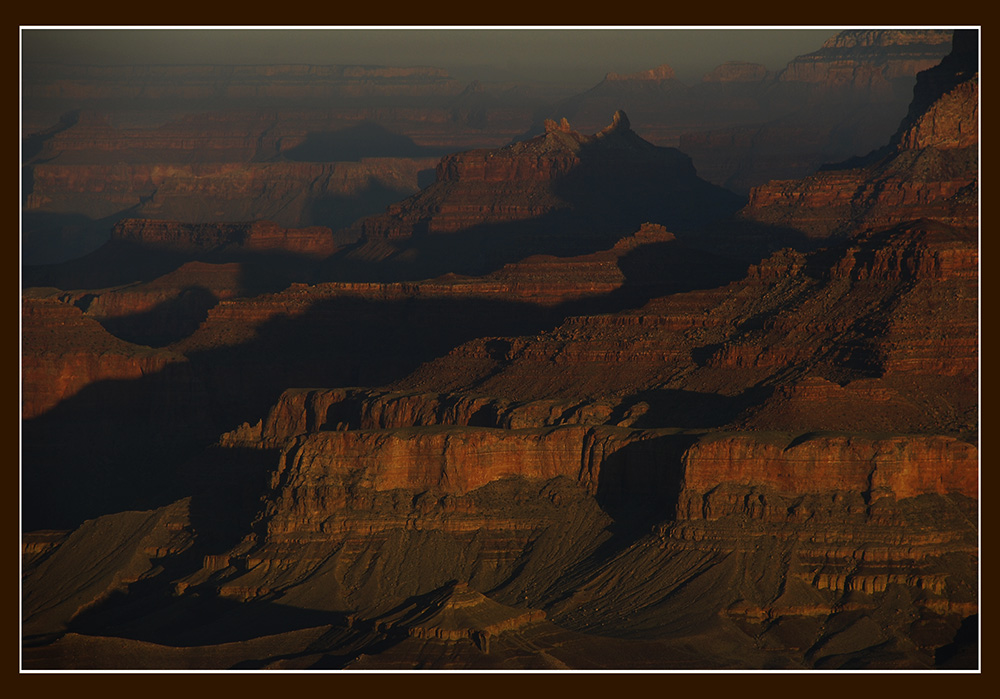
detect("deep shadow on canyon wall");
top-left (21, 206), bottom-right (822, 533)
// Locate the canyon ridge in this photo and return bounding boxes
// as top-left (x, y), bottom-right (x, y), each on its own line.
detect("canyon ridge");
top-left (20, 28), bottom-right (978, 671)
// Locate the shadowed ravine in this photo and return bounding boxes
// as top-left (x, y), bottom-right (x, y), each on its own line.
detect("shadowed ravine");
top-left (21, 30), bottom-right (979, 670)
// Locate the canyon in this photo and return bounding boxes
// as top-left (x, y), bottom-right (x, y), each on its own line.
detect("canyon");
top-left (20, 29), bottom-right (979, 671)
top-left (22, 29), bottom-right (950, 265)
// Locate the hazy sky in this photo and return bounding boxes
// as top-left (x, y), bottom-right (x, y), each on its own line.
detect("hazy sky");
top-left (21, 27), bottom-right (842, 86)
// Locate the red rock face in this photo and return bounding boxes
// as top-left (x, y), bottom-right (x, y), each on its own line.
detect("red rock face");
top-left (203, 409), bottom-right (976, 639)
top-left (229, 392), bottom-right (978, 506)
top-left (677, 434), bottom-right (977, 510)
top-left (20, 33), bottom-right (980, 670)
top-left (25, 158), bottom-right (439, 228)
top-left (334, 113), bottom-right (741, 280)
top-left (742, 32), bottom-right (978, 238)
top-left (110, 219), bottom-right (338, 257)
top-left (677, 29), bottom-right (956, 193)
top-left (21, 296), bottom-right (182, 419)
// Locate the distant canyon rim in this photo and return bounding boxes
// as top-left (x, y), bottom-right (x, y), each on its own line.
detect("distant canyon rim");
top-left (21, 28), bottom-right (978, 671)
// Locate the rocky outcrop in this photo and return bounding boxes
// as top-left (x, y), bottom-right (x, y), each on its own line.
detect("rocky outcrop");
top-left (24, 158), bottom-right (438, 231)
top-left (21, 295), bottom-right (184, 418)
top-left (110, 219), bottom-right (338, 256)
top-left (679, 29), bottom-right (956, 193)
top-left (378, 581), bottom-right (547, 644)
top-left (335, 112), bottom-right (742, 279)
top-left (741, 30), bottom-right (978, 238)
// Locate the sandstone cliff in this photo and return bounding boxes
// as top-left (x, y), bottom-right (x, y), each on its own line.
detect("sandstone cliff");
top-left (181, 405), bottom-right (975, 669)
top-left (741, 30), bottom-right (978, 238)
top-left (21, 32), bottom-right (978, 670)
top-left (25, 158), bottom-right (438, 235)
top-left (679, 29), bottom-right (956, 193)
top-left (330, 112), bottom-right (742, 280)
top-left (21, 295), bottom-right (185, 419)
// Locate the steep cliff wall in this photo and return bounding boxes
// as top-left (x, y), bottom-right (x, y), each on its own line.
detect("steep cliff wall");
top-left (334, 112), bottom-right (741, 280)
top-left (741, 31), bottom-right (978, 238)
top-left (109, 219), bottom-right (338, 256)
top-left (21, 295), bottom-right (185, 419)
top-left (679, 29), bottom-right (956, 193)
top-left (198, 412), bottom-right (977, 651)
top-left (25, 158), bottom-right (437, 231)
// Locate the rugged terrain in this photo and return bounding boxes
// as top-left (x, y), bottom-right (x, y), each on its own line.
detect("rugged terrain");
top-left (22, 30), bottom-right (949, 265)
top-left (20, 64), bottom-right (558, 265)
top-left (678, 29), bottom-right (956, 193)
top-left (21, 30), bottom-right (978, 671)
top-left (741, 29), bottom-right (978, 240)
top-left (327, 111), bottom-right (743, 280)
top-left (545, 30), bottom-right (953, 195)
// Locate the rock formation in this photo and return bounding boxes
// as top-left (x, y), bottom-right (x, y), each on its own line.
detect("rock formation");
top-left (777, 29), bottom-right (955, 84)
top-left (21, 294), bottom-right (184, 419)
top-left (679, 29), bottom-right (956, 193)
top-left (741, 30), bottom-right (978, 239)
top-left (330, 111), bottom-right (742, 280)
top-left (21, 63), bottom-right (564, 265)
top-left (21, 31), bottom-right (979, 670)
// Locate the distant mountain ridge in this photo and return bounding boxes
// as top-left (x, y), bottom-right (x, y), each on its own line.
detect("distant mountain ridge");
top-left (330, 110), bottom-right (743, 280)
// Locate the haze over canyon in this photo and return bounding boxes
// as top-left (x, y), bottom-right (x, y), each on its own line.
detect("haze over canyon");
top-left (20, 27), bottom-right (979, 671)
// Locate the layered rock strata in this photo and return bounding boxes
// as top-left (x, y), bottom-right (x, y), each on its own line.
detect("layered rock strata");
top-left (678, 29), bottom-right (956, 193)
top-left (335, 112), bottom-right (742, 279)
top-left (109, 218), bottom-right (338, 256)
top-left (21, 295), bottom-right (184, 419)
top-left (741, 30), bottom-right (978, 238)
top-left (192, 408), bottom-right (977, 659)
top-left (20, 34), bottom-right (979, 670)
top-left (25, 157), bottom-right (438, 232)
top-left (392, 219), bottom-right (977, 437)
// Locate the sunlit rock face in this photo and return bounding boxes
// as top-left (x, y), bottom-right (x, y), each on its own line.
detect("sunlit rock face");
top-left (741, 30), bottom-right (978, 239)
top-left (21, 31), bottom-right (978, 671)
